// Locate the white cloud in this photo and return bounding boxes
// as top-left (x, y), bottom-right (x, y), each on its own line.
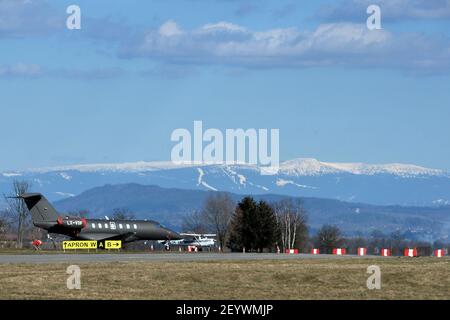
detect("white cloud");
top-left (159, 20), bottom-right (183, 37)
top-left (2, 1), bottom-right (449, 74)
top-left (120, 20), bottom-right (450, 73)
top-left (200, 22), bottom-right (247, 34)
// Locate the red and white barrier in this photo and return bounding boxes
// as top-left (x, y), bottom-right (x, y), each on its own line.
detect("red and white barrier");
top-left (358, 247), bottom-right (367, 256)
top-left (381, 248), bottom-right (391, 257)
top-left (332, 248), bottom-right (346, 255)
top-left (435, 249), bottom-right (444, 257)
top-left (311, 248), bottom-right (320, 255)
top-left (187, 246), bottom-right (198, 253)
top-left (404, 248), bottom-right (418, 257)
top-left (285, 249), bottom-right (299, 254)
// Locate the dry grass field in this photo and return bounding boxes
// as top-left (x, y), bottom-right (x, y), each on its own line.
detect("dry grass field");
top-left (0, 257), bottom-right (449, 300)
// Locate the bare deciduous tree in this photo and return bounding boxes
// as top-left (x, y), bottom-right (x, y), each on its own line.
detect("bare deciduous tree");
top-left (3, 180), bottom-right (31, 248)
top-left (274, 199), bottom-right (308, 251)
top-left (111, 208), bottom-right (135, 220)
top-left (0, 210), bottom-right (10, 240)
top-left (68, 209), bottom-right (90, 218)
top-left (201, 193), bottom-right (235, 251)
top-left (315, 224), bottom-right (343, 254)
top-left (182, 210), bottom-right (208, 234)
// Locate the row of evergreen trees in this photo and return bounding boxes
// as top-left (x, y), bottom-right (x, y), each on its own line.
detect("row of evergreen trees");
top-left (223, 196), bottom-right (450, 254)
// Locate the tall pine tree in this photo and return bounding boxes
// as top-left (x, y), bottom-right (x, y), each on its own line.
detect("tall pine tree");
top-left (227, 197), bottom-right (279, 252)
top-left (255, 200), bottom-right (280, 252)
top-left (227, 197), bottom-right (256, 251)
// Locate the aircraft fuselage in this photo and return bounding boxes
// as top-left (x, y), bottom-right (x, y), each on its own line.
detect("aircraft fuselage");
top-left (36, 218), bottom-right (182, 243)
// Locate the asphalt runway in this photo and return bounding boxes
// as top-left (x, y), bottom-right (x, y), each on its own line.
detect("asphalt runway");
top-left (0, 252), bottom-right (380, 264)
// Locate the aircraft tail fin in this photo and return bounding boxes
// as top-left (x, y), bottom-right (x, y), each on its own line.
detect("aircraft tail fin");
top-left (18, 193), bottom-right (59, 224)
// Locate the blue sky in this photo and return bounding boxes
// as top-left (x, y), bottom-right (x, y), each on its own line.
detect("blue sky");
top-left (1, 0), bottom-right (450, 171)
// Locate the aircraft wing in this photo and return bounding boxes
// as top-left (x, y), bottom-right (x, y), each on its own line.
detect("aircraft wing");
top-left (76, 232), bottom-right (138, 243)
top-left (180, 233), bottom-right (217, 237)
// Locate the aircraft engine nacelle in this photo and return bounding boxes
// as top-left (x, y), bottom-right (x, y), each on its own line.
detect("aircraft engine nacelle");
top-left (57, 216), bottom-right (87, 229)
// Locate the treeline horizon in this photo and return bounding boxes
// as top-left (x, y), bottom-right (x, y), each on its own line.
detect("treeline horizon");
top-left (181, 193), bottom-right (450, 254)
top-left (0, 180), bottom-right (449, 253)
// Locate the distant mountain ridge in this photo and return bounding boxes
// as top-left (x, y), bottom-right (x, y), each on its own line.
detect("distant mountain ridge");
top-left (6, 158), bottom-right (447, 177)
top-left (279, 158), bottom-right (446, 177)
top-left (53, 183), bottom-right (450, 242)
top-left (1, 158), bottom-right (449, 206)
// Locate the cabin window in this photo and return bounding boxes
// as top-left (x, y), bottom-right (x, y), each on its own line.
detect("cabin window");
top-left (104, 223), bottom-right (109, 229)
top-left (133, 224), bottom-right (137, 229)
top-left (119, 224), bottom-right (123, 229)
top-left (98, 223), bottom-right (102, 229)
top-left (91, 223), bottom-right (96, 229)
top-left (126, 224), bottom-right (130, 229)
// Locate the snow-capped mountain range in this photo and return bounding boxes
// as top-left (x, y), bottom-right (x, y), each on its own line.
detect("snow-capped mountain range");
top-left (279, 158), bottom-right (445, 177)
top-left (1, 158), bottom-right (449, 206)
top-left (9, 158), bottom-right (446, 177)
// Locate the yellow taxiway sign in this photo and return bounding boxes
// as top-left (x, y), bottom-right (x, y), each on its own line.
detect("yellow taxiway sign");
top-left (63, 241), bottom-right (97, 250)
top-left (105, 240), bottom-right (122, 249)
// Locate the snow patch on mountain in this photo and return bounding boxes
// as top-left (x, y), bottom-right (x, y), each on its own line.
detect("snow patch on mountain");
top-left (55, 191), bottom-right (75, 197)
top-left (248, 181), bottom-right (269, 191)
top-left (432, 199), bottom-right (450, 206)
top-left (59, 172), bottom-right (72, 181)
top-left (238, 174), bottom-right (246, 185)
top-left (2, 172), bottom-right (22, 177)
top-left (276, 178), bottom-right (318, 189)
top-left (221, 166), bottom-right (247, 186)
top-left (197, 168), bottom-right (217, 191)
